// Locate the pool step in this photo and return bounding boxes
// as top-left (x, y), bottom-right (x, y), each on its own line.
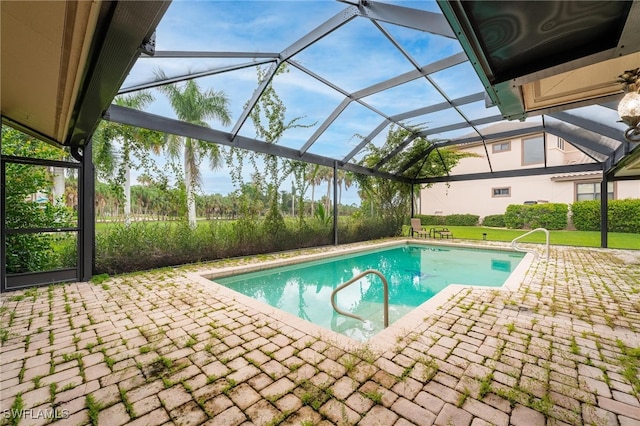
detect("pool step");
top-left (349, 301), bottom-right (414, 325)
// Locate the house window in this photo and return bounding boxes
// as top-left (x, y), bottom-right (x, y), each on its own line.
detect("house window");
top-left (557, 138), bottom-right (565, 150)
top-left (492, 142), bottom-right (511, 153)
top-left (522, 136), bottom-right (545, 165)
top-left (492, 187), bottom-right (511, 197)
top-left (576, 182), bottom-right (614, 201)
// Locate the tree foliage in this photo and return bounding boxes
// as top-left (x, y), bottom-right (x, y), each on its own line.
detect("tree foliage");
top-left (228, 63), bottom-right (315, 232)
top-left (355, 125), bottom-right (473, 231)
top-left (2, 127), bottom-right (76, 273)
top-left (155, 70), bottom-right (232, 227)
top-left (92, 91), bottom-right (164, 223)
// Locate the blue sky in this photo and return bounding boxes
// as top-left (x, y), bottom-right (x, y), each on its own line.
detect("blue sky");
top-left (122, 1), bottom-right (489, 205)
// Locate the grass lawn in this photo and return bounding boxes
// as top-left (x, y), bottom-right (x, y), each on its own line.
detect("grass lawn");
top-left (412, 225), bottom-right (640, 250)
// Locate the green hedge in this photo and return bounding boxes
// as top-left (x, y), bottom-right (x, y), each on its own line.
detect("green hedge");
top-left (504, 203), bottom-right (568, 230)
top-left (445, 214), bottom-right (479, 226)
top-left (609, 199), bottom-right (640, 233)
top-left (570, 201), bottom-right (600, 231)
top-left (482, 214), bottom-right (505, 227)
top-left (411, 199), bottom-right (640, 233)
top-left (414, 214), bottom-right (479, 226)
top-left (572, 199), bottom-right (640, 233)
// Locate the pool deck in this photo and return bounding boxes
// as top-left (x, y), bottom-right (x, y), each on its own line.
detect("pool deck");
top-left (1, 239), bottom-right (639, 426)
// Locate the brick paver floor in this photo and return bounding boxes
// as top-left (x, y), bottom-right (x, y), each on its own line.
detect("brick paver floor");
top-left (1, 240), bottom-right (639, 425)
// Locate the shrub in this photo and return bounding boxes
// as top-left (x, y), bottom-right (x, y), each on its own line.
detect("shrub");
top-left (608, 199), bottom-right (640, 233)
top-left (414, 214), bottom-right (479, 226)
top-left (339, 216), bottom-right (399, 244)
top-left (444, 214), bottom-right (479, 226)
top-left (482, 214), bottom-right (505, 227)
top-left (531, 203), bottom-right (568, 230)
top-left (94, 216), bottom-right (399, 275)
top-left (570, 200), bottom-right (600, 231)
top-left (504, 205), bottom-right (526, 229)
top-left (504, 203), bottom-right (568, 230)
top-left (572, 199), bottom-right (640, 233)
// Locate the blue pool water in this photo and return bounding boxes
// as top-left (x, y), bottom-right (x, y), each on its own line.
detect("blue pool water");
top-left (214, 244), bottom-right (524, 341)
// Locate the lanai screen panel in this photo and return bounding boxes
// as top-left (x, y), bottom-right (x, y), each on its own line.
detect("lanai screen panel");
top-left (457, 101), bottom-right (501, 122)
top-left (376, 19), bottom-right (463, 66)
top-left (232, 64), bottom-right (344, 150)
top-left (109, 0), bottom-right (636, 181)
top-left (294, 18), bottom-right (416, 94)
top-left (361, 79), bottom-right (445, 119)
top-left (428, 61), bottom-right (486, 100)
top-left (544, 116), bottom-right (613, 163)
top-left (307, 102), bottom-right (384, 159)
top-left (158, 1), bottom-right (344, 52)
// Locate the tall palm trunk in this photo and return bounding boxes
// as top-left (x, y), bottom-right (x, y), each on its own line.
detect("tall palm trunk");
top-left (185, 139), bottom-right (197, 228)
top-left (124, 166), bottom-right (131, 226)
top-left (310, 183), bottom-right (315, 214)
top-left (326, 178), bottom-right (331, 212)
top-left (52, 167), bottom-right (66, 207)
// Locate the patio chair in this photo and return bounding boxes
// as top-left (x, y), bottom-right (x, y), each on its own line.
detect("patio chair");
top-left (410, 218), bottom-right (429, 238)
top-left (430, 227), bottom-right (454, 239)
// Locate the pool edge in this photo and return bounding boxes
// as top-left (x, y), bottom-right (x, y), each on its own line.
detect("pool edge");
top-left (187, 239), bottom-right (537, 353)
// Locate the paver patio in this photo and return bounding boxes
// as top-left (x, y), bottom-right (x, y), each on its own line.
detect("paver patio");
top-left (1, 239), bottom-right (639, 425)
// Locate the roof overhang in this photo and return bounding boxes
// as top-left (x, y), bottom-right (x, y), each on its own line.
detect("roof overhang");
top-left (437, 0), bottom-right (640, 178)
top-left (1, 0), bottom-right (170, 147)
top-left (437, 0), bottom-right (640, 120)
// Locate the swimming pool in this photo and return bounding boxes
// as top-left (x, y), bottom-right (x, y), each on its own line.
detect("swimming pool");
top-left (213, 244), bottom-right (525, 341)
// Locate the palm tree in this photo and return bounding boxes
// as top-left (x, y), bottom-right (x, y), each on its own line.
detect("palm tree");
top-left (337, 169), bottom-right (353, 208)
top-left (93, 91), bottom-right (157, 225)
top-left (155, 70), bottom-right (231, 227)
top-left (318, 166), bottom-right (333, 212)
top-left (51, 167), bottom-right (66, 207)
top-left (306, 165), bottom-right (322, 214)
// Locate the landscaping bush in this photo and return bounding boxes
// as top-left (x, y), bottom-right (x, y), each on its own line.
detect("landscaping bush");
top-left (608, 199), bottom-right (640, 233)
top-left (339, 216), bottom-right (399, 244)
top-left (95, 215), bottom-right (399, 275)
top-left (504, 203), bottom-right (568, 230)
top-left (570, 200), bottom-right (600, 231)
top-left (413, 213), bottom-right (479, 227)
top-left (482, 214), bottom-right (505, 227)
top-left (572, 199), bottom-right (640, 233)
top-left (504, 205), bottom-right (526, 229)
top-left (444, 214), bottom-right (479, 226)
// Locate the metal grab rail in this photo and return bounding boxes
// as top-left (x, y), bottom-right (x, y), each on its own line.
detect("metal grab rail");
top-left (511, 228), bottom-right (550, 262)
top-left (330, 269), bottom-right (389, 328)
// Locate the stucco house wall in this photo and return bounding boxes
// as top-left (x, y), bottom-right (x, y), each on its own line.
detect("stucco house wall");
top-left (419, 128), bottom-right (640, 220)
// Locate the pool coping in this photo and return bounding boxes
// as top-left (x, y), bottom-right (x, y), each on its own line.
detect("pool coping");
top-left (187, 239), bottom-right (536, 352)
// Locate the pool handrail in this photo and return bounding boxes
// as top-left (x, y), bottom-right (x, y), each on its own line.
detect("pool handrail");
top-left (511, 227), bottom-right (550, 262)
top-left (330, 269), bottom-right (389, 329)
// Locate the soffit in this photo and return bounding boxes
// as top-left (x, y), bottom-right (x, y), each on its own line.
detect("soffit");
top-left (523, 53), bottom-right (640, 113)
top-left (1, 1), bottom-right (98, 144)
top-left (1, 0), bottom-right (170, 147)
top-left (438, 0), bottom-right (640, 120)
